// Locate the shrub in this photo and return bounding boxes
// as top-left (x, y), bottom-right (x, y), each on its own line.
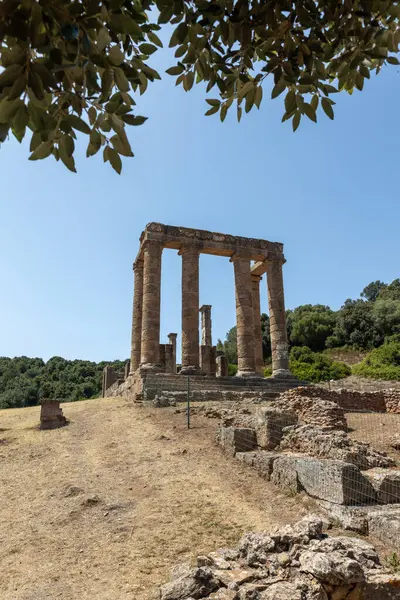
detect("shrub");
top-left (263, 366), bottom-right (273, 377)
top-left (228, 364), bottom-right (238, 377)
top-left (289, 347), bottom-right (351, 383)
top-left (352, 341), bottom-right (400, 380)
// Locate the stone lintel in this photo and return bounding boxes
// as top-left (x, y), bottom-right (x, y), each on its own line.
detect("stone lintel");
top-left (138, 222), bottom-right (284, 263)
top-left (251, 256), bottom-right (286, 277)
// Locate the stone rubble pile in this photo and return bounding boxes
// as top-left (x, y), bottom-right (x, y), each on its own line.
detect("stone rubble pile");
top-left (160, 515), bottom-right (400, 600)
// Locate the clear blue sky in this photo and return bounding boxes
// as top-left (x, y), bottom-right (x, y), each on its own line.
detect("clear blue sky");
top-left (1, 44), bottom-right (399, 363)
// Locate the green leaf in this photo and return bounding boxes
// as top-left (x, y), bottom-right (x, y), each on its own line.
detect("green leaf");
top-left (183, 71), bottom-right (194, 91)
top-left (114, 68), bottom-right (130, 92)
top-left (245, 87), bottom-right (255, 113)
top-left (148, 31), bottom-right (163, 48)
top-left (65, 114), bottom-right (91, 134)
top-left (169, 23), bottom-right (188, 47)
top-left (30, 132), bottom-right (42, 152)
top-left (97, 27), bottom-right (111, 51)
top-left (102, 68), bottom-right (114, 98)
top-left (29, 141), bottom-right (52, 160)
top-left (387, 56), bottom-right (400, 65)
top-left (310, 95), bottom-right (319, 111)
top-left (292, 111), bottom-right (301, 132)
top-left (271, 80), bottom-right (286, 99)
top-left (205, 105), bottom-right (219, 116)
top-left (59, 149), bottom-right (77, 172)
top-left (238, 81), bottom-right (254, 101)
top-left (284, 90), bottom-right (296, 112)
top-left (139, 43), bottom-right (158, 56)
top-left (109, 14), bottom-right (141, 37)
top-left (111, 133), bottom-right (133, 157)
top-left (237, 105), bottom-right (242, 122)
top-left (8, 75), bottom-right (27, 101)
top-left (254, 86), bottom-right (263, 109)
top-left (108, 147), bottom-right (122, 174)
top-left (206, 99), bottom-right (220, 107)
top-left (122, 115), bottom-right (147, 126)
top-left (12, 105), bottom-right (29, 131)
top-left (88, 107), bottom-right (97, 125)
top-left (109, 46), bottom-right (125, 66)
top-left (0, 123), bottom-right (9, 143)
top-left (302, 103), bottom-right (317, 123)
top-left (220, 104), bottom-right (228, 122)
top-left (321, 97), bottom-right (334, 120)
top-left (166, 66), bottom-right (185, 76)
top-left (0, 99), bottom-right (23, 123)
top-left (60, 134), bottom-right (74, 157)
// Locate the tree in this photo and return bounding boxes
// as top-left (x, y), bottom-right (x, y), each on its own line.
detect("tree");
top-left (286, 304), bottom-right (336, 352)
top-left (361, 280), bottom-right (387, 302)
top-left (1, 0), bottom-right (400, 172)
top-left (327, 298), bottom-right (382, 350)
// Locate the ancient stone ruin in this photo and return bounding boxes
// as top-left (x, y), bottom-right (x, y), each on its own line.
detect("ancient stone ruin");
top-left (102, 223), bottom-right (304, 401)
top-left (160, 515), bottom-right (400, 600)
top-left (39, 399), bottom-right (68, 430)
top-left (218, 386), bottom-right (400, 548)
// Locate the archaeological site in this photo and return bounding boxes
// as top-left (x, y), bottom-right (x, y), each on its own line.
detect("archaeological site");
top-left (99, 223), bottom-right (400, 599)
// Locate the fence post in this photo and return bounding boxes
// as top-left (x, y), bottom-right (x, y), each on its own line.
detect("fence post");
top-left (187, 376), bottom-right (190, 429)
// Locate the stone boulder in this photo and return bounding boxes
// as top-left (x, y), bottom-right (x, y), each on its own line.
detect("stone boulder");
top-left (219, 427), bottom-right (257, 457)
top-left (160, 567), bottom-right (221, 600)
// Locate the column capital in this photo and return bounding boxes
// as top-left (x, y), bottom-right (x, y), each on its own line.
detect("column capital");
top-left (167, 332), bottom-right (178, 340)
top-left (199, 304), bottom-right (212, 313)
top-left (251, 273), bottom-right (262, 282)
top-left (230, 252), bottom-right (253, 262)
top-left (178, 243), bottom-right (202, 256)
top-left (141, 239), bottom-right (163, 253)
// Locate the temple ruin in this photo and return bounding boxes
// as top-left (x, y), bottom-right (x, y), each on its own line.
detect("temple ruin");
top-left (103, 223), bottom-right (302, 400)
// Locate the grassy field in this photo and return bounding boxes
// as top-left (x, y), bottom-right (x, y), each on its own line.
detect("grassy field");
top-left (0, 397), bottom-right (306, 600)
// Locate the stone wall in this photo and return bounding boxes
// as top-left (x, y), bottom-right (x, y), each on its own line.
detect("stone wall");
top-left (301, 385), bottom-right (400, 414)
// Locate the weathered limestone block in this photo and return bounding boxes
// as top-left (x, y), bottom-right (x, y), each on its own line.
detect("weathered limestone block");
top-left (364, 469), bottom-right (400, 504)
top-left (271, 456), bottom-right (303, 494)
top-left (368, 511), bottom-right (400, 549)
top-left (271, 456), bottom-right (377, 505)
top-left (219, 427), bottom-right (257, 457)
top-left (254, 406), bottom-right (297, 449)
top-left (294, 458), bottom-right (377, 505)
top-left (259, 581), bottom-right (304, 599)
top-left (236, 451), bottom-right (279, 481)
top-left (40, 399), bottom-right (68, 430)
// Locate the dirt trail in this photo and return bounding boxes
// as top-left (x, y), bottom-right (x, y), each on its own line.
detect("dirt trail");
top-left (0, 398), bottom-right (304, 600)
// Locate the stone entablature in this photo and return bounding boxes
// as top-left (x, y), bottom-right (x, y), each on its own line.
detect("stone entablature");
top-left (137, 222), bottom-right (285, 263)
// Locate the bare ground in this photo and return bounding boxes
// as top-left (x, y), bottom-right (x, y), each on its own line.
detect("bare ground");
top-left (346, 411), bottom-right (400, 461)
top-left (0, 398), bottom-right (306, 600)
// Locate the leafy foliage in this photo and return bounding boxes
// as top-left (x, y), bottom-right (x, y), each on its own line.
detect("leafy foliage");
top-left (1, 0), bottom-right (400, 171)
top-left (326, 298), bottom-right (382, 350)
top-left (286, 304), bottom-right (336, 351)
top-left (352, 340), bottom-right (400, 380)
top-left (289, 346), bottom-right (351, 382)
top-left (361, 280), bottom-right (387, 302)
top-left (0, 355), bottom-right (126, 408)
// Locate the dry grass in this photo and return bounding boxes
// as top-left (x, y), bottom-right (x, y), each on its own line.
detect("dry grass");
top-left (346, 411), bottom-right (400, 461)
top-left (0, 398), bottom-right (305, 600)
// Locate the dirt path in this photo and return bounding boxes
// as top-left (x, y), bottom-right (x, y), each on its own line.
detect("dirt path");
top-left (0, 398), bottom-right (304, 600)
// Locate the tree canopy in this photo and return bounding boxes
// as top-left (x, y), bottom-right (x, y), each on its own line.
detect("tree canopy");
top-left (1, 0), bottom-right (400, 172)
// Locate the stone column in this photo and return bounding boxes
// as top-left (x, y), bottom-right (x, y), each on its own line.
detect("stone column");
top-left (231, 255), bottom-right (258, 377)
top-left (140, 240), bottom-right (163, 370)
top-left (180, 245), bottom-right (201, 374)
top-left (130, 258), bottom-right (144, 373)
top-left (251, 274), bottom-right (264, 376)
top-left (167, 333), bottom-right (177, 373)
top-left (266, 259), bottom-right (290, 377)
top-left (216, 354), bottom-right (228, 377)
top-left (199, 305), bottom-right (212, 346)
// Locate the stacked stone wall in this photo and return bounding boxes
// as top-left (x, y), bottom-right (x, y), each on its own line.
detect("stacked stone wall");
top-left (287, 385), bottom-right (400, 414)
